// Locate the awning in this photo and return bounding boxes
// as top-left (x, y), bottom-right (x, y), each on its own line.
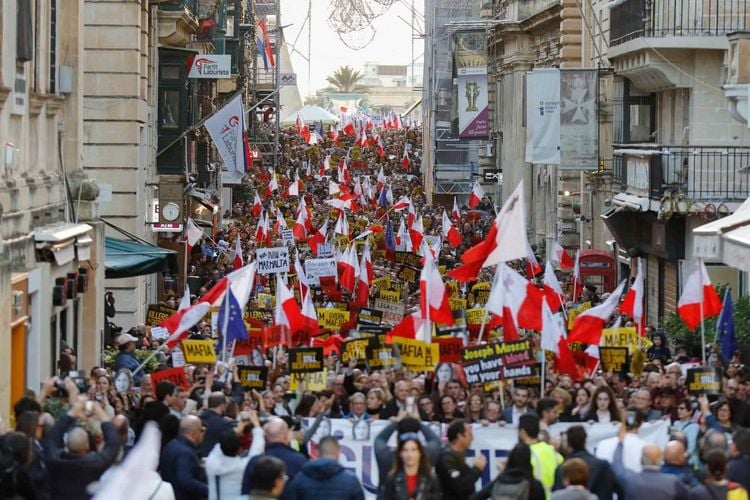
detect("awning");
top-left (693, 196), bottom-right (750, 271)
top-left (105, 237), bottom-right (178, 279)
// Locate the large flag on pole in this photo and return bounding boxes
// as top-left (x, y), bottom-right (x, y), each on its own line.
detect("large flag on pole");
top-left (677, 260), bottom-right (722, 330)
top-left (717, 288), bottom-right (736, 360)
top-left (204, 94), bottom-right (248, 176)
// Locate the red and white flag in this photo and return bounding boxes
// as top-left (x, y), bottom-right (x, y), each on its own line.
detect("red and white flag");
top-left (251, 192), bottom-right (263, 218)
top-left (419, 247), bottom-right (454, 327)
top-left (233, 237), bottom-right (243, 269)
top-left (162, 301), bottom-right (212, 349)
top-left (334, 212), bottom-right (349, 237)
top-left (185, 218), bottom-right (203, 252)
top-left (386, 311), bottom-right (424, 342)
top-left (620, 257), bottom-right (645, 333)
top-left (407, 200), bottom-right (417, 229)
top-left (452, 197), bottom-right (461, 222)
top-left (339, 246), bottom-right (357, 293)
top-left (376, 136), bottom-right (385, 157)
top-left (568, 280), bottom-right (627, 345)
top-left (376, 167), bottom-right (386, 192)
top-left (442, 210), bottom-right (462, 248)
top-left (409, 215), bottom-right (424, 251)
top-left (541, 297), bottom-right (566, 355)
top-left (294, 254), bottom-right (309, 299)
top-left (320, 155), bottom-right (331, 176)
top-left (300, 289), bottom-right (318, 331)
top-left (293, 207), bottom-right (307, 240)
top-left (543, 261), bottom-right (565, 312)
top-left (274, 274), bottom-right (305, 333)
top-left (525, 242), bottom-right (542, 279)
top-left (204, 94), bottom-right (248, 176)
top-left (468, 180), bottom-right (485, 208)
top-left (551, 240), bottom-right (574, 269)
top-left (485, 264), bottom-right (543, 341)
top-left (178, 285), bottom-right (191, 311)
top-left (401, 147), bottom-right (410, 169)
top-left (355, 246), bottom-right (371, 306)
top-left (393, 195), bottom-right (410, 211)
top-left (677, 259), bottom-right (722, 330)
top-left (268, 173), bottom-right (279, 194)
top-left (396, 218), bottom-right (410, 250)
top-left (308, 221), bottom-right (328, 257)
top-left (254, 211), bottom-right (267, 245)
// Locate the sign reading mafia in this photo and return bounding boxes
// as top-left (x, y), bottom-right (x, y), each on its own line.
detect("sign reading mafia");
top-left (188, 55), bottom-right (232, 78)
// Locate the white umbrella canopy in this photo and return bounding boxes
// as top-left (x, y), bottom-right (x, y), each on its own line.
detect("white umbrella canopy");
top-left (280, 105), bottom-right (340, 126)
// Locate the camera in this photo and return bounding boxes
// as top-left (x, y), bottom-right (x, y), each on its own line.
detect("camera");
top-left (55, 370), bottom-right (88, 397)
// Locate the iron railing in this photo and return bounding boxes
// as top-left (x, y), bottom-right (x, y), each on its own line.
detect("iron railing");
top-left (612, 145), bottom-right (750, 201)
top-left (610, 0), bottom-right (750, 45)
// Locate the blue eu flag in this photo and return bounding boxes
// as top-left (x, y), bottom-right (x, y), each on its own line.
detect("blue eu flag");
top-left (218, 288), bottom-right (247, 350)
top-left (717, 287), bottom-right (736, 360)
top-left (385, 218), bottom-right (396, 250)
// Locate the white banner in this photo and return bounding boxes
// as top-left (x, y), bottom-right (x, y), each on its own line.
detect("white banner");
top-left (560, 69), bottom-right (598, 170)
top-left (255, 247), bottom-right (290, 274)
top-left (526, 69), bottom-right (561, 165)
top-left (188, 55), bottom-right (232, 79)
top-left (304, 258), bottom-right (337, 285)
top-left (205, 94), bottom-right (247, 176)
top-left (305, 419), bottom-right (670, 500)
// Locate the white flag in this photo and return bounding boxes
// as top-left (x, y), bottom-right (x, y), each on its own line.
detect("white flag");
top-left (204, 94), bottom-right (247, 176)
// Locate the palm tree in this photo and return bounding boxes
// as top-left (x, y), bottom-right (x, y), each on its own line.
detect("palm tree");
top-left (325, 66), bottom-right (370, 94)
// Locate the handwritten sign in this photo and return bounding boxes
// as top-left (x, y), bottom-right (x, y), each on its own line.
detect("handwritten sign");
top-left (181, 339), bottom-right (217, 363)
top-left (237, 366), bottom-right (268, 390)
top-left (391, 337), bottom-right (439, 371)
top-left (150, 367), bottom-right (189, 390)
top-left (317, 242), bottom-right (334, 258)
top-left (289, 347), bottom-right (324, 373)
top-left (305, 258), bottom-right (337, 285)
top-left (373, 299), bottom-right (405, 325)
top-left (171, 348), bottom-right (185, 368)
top-left (599, 347), bottom-right (629, 373)
top-left (281, 229), bottom-right (294, 245)
top-left (150, 326), bottom-right (169, 340)
top-left (256, 247), bottom-right (290, 274)
top-left (318, 309), bottom-right (351, 330)
top-left (687, 366), bottom-right (723, 395)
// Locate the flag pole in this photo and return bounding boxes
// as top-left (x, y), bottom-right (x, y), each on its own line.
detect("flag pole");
top-left (699, 258), bottom-right (706, 364)
top-left (476, 306), bottom-right (490, 345)
top-left (540, 350), bottom-right (546, 397)
top-left (221, 285), bottom-right (231, 363)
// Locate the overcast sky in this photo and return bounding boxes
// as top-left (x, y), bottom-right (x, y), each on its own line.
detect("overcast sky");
top-left (279, 0), bottom-right (424, 97)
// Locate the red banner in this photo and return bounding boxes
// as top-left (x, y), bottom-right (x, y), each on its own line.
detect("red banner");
top-left (150, 367), bottom-right (189, 391)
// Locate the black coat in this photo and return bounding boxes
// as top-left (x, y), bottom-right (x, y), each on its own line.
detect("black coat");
top-left (45, 414), bottom-right (121, 500)
top-left (728, 455), bottom-right (750, 493)
top-left (554, 450), bottom-right (616, 500)
top-left (159, 435), bottom-right (208, 500)
top-left (380, 471), bottom-right (442, 500)
top-left (435, 446), bottom-right (482, 498)
top-left (199, 409), bottom-right (233, 458)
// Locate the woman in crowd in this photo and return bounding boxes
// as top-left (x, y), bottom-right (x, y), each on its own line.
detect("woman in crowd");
top-left (701, 396), bottom-right (736, 437)
top-left (437, 395), bottom-right (464, 424)
top-left (672, 400), bottom-right (700, 467)
top-left (418, 395), bottom-right (439, 422)
top-left (367, 388), bottom-right (387, 419)
top-left (381, 434), bottom-right (442, 499)
top-left (587, 386), bottom-right (621, 423)
top-left (567, 388), bottom-right (591, 422)
top-left (465, 394), bottom-right (485, 423)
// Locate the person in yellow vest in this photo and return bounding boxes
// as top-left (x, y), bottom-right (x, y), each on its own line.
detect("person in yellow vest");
top-left (519, 413), bottom-right (563, 500)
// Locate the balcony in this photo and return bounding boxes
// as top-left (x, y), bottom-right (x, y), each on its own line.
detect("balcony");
top-left (610, 0), bottom-right (749, 46)
top-left (158, 0), bottom-right (200, 46)
top-left (612, 144), bottom-right (750, 202)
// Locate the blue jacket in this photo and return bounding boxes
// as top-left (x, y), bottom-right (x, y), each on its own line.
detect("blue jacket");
top-left (114, 351), bottom-right (142, 384)
top-left (611, 442), bottom-right (689, 500)
top-left (660, 464), bottom-right (699, 488)
top-left (286, 458), bottom-right (365, 500)
top-left (242, 442), bottom-right (308, 499)
top-left (159, 436), bottom-right (208, 500)
top-left (728, 456), bottom-right (750, 493)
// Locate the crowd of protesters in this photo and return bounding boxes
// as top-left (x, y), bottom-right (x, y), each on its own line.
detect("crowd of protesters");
top-left (1, 116), bottom-right (750, 500)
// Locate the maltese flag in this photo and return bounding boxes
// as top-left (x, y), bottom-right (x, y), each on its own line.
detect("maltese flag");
top-left (376, 167), bottom-right (386, 192)
top-left (468, 180), bottom-right (485, 208)
top-left (568, 280), bottom-right (627, 345)
top-left (274, 274), bottom-right (305, 333)
top-left (162, 301), bottom-right (212, 349)
top-left (677, 259), bottom-right (722, 330)
top-left (251, 192), bottom-right (263, 218)
top-left (293, 208), bottom-right (307, 240)
top-left (452, 197), bottom-right (461, 222)
top-left (419, 246), bottom-right (454, 327)
top-left (409, 215), bottom-right (424, 251)
top-left (620, 257), bottom-right (645, 334)
top-left (300, 289), bottom-right (318, 332)
top-left (393, 196), bottom-right (410, 211)
top-left (525, 242), bottom-right (542, 279)
top-left (543, 261), bottom-right (565, 312)
top-left (307, 221), bottom-right (328, 257)
top-left (386, 311), bottom-right (424, 342)
top-left (334, 212), bottom-right (350, 237)
top-left (442, 210), bottom-right (462, 248)
top-left (541, 297), bottom-right (566, 355)
top-left (185, 218), bottom-right (204, 253)
top-left (551, 239), bottom-right (574, 269)
top-left (233, 237), bottom-right (244, 269)
top-left (486, 264), bottom-right (543, 341)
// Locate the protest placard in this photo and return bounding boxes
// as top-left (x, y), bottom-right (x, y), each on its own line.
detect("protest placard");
top-left (181, 339), bottom-right (217, 363)
top-left (567, 302), bottom-right (592, 329)
top-left (466, 308), bottom-right (486, 325)
top-left (687, 367), bottom-right (723, 395)
top-left (146, 304), bottom-right (176, 326)
top-left (434, 337), bottom-right (464, 363)
top-left (290, 370), bottom-right (328, 392)
top-left (256, 247), bottom-right (290, 274)
top-left (366, 343), bottom-right (398, 369)
top-left (305, 258), bottom-right (337, 285)
top-left (378, 290), bottom-right (401, 302)
top-left (150, 326), bottom-right (168, 340)
top-left (257, 293), bottom-right (275, 310)
top-left (449, 297), bottom-right (467, 311)
top-left (318, 308), bottom-right (351, 330)
top-left (461, 340), bottom-right (535, 367)
top-left (233, 330), bottom-right (263, 355)
top-left (289, 347), bottom-right (324, 373)
top-left (391, 337), bottom-right (439, 371)
top-left (341, 338), bottom-right (370, 365)
top-left (598, 347), bottom-right (629, 373)
top-left (281, 229), bottom-right (294, 245)
top-left (372, 276), bottom-right (391, 290)
top-left (237, 366), bottom-right (268, 390)
top-left (150, 367), bottom-right (189, 390)
top-left (463, 357), bottom-right (538, 384)
top-left (373, 299), bottom-right (405, 325)
top-left (358, 325), bottom-right (390, 335)
top-left (317, 242), bottom-right (334, 258)
top-left (394, 251), bottom-right (422, 267)
top-left (397, 266), bottom-right (419, 285)
top-left (171, 348), bottom-right (185, 367)
top-left (358, 308), bottom-right (383, 326)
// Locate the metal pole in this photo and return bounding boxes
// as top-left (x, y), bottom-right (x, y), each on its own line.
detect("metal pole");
top-left (274, 2), bottom-right (281, 170)
top-left (308, 0), bottom-right (312, 97)
top-left (699, 259), bottom-right (706, 364)
top-left (411, 0), bottom-right (415, 88)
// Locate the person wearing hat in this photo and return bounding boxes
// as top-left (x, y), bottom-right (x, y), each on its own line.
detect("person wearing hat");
top-left (114, 333), bottom-right (142, 384)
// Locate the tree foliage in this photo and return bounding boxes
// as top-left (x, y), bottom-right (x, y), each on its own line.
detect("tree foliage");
top-left (325, 65), bottom-right (370, 94)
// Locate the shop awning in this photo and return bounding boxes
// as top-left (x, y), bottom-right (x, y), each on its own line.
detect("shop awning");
top-left (693, 198), bottom-right (750, 267)
top-left (104, 237), bottom-right (178, 279)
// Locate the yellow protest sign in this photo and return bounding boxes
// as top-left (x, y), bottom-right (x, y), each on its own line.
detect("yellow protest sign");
top-left (290, 369), bottom-right (328, 392)
top-left (449, 297), bottom-right (467, 311)
top-left (257, 293), bottom-right (275, 310)
top-left (567, 302), bottom-right (592, 329)
top-left (391, 337), bottom-right (439, 370)
top-left (318, 308), bottom-right (351, 330)
top-left (601, 327), bottom-right (638, 348)
top-left (438, 265), bottom-right (447, 275)
top-left (181, 340), bottom-right (217, 364)
top-left (379, 290), bottom-right (401, 302)
top-left (466, 307), bottom-right (486, 325)
top-left (373, 276), bottom-right (391, 290)
top-left (390, 282), bottom-right (404, 293)
top-left (472, 282), bottom-right (491, 292)
top-left (336, 235), bottom-right (350, 247)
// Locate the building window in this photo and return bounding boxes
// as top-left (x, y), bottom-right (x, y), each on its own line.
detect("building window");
top-left (157, 51), bottom-right (194, 174)
top-left (160, 89), bottom-right (180, 128)
top-left (17, 0), bottom-right (34, 62)
top-left (622, 80), bottom-right (656, 143)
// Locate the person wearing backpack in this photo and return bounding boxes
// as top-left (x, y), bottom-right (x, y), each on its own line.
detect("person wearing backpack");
top-left (469, 443), bottom-right (545, 500)
top-left (690, 449), bottom-right (748, 500)
top-left (551, 459), bottom-right (597, 500)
